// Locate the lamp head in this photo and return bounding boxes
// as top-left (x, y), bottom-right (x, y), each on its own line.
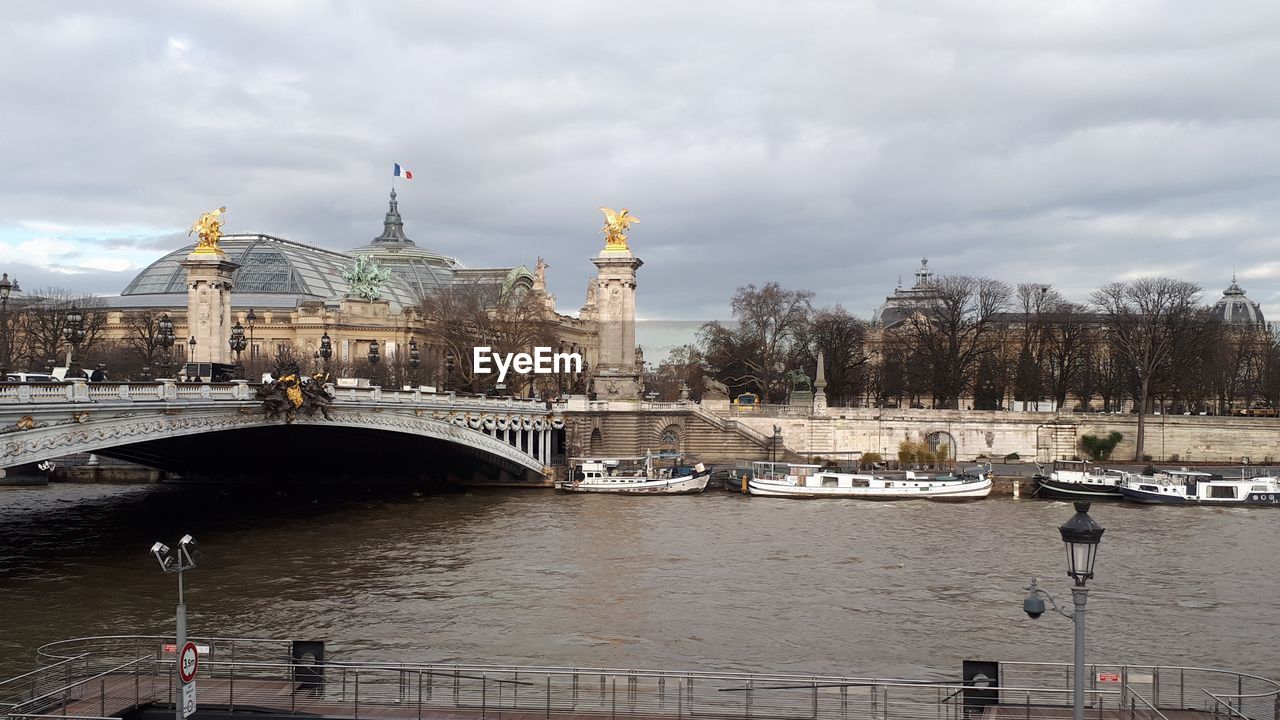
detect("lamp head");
top-left (151, 541), bottom-right (169, 556)
top-left (1059, 501), bottom-right (1105, 586)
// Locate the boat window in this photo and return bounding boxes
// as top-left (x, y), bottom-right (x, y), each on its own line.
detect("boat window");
top-left (1209, 486), bottom-right (1237, 499)
top-left (821, 476), bottom-right (839, 487)
top-left (1140, 485), bottom-right (1158, 492)
top-left (1251, 485), bottom-right (1268, 492)
top-left (851, 478), bottom-right (870, 488)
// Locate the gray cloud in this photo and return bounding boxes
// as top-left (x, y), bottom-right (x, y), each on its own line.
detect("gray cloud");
top-left (2, 1), bottom-right (1279, 324)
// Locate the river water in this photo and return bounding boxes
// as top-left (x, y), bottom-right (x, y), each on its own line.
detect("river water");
top-left (1, 482), bottom-right (1277, 681)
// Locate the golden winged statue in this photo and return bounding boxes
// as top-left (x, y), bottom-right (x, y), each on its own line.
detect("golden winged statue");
top-left (599, 207), bottom-right (638, 250)
top-left (189, 206), bottom-right (227, 254)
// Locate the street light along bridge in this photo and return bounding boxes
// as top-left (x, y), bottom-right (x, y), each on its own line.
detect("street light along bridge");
top-left (1, 636), bottom-right (1276, 720)
top-left (0, 381), bottom-right (565, 485)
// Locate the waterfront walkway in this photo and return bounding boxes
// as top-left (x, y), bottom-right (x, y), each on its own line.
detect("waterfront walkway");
top-left (3, 636), bottom-right (1274, 720)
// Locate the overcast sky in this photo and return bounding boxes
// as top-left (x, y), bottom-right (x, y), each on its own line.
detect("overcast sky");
top-left (3, 1), bottom-right (1280, 326)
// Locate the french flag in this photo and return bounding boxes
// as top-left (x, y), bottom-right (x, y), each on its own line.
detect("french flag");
top-left (394, 163), bottom-right (414, 180)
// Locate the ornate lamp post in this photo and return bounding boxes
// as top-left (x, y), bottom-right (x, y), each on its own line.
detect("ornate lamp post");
top-left (157, 314), bottom-right (176, 378)
top-left (0, 272), bottom-right (18, 376)
top-left (408, 338), bottom-right (420, 387)
top-left (150, 535), bottom-right (196, 720)
top-left (229, 321), bottom-right (247, 379)
top-left (245, 308), bottom-right (257, 360)
top-left (367, 339), bottom-right (380, 385)
top-left (319, 331), bottom-right (332, 374)
top-left (444, 351), bottom-right (456, 392)
top-left (1023, 502), bottom-right (1105, 720)
top-left (187, 335), bottom-right (197, 374)
top-left (63, 304), bottom-right (86, 378)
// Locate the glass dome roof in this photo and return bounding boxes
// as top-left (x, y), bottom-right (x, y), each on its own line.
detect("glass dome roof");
top-left (121, 234), bottom-right (421, 309)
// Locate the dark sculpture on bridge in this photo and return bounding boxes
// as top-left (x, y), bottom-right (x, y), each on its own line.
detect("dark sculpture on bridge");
top-left (257, 364), bottom-right (334, 423)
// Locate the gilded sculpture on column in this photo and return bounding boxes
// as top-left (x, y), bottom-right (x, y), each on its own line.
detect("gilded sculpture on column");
top-left (189, 206), bottom-right (227, 255)
top-left (599, 207), bottom-right (638, 250)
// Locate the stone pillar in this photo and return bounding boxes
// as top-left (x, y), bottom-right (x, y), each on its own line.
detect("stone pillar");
top-left (590, 244), bottom-right (644, 400)
top-left (181, 250), bottom-right (240, 365)
top-left (813, 350), bottom-right (829, 415)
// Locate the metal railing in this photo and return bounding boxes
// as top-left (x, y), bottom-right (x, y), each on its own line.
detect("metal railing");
top-left (9, 638), bottom-right (1279, 720)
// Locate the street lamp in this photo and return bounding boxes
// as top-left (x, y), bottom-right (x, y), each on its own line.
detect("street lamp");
top-left (229, 322), bottom-right (246, 379)
top-left (367, 339), bottom-right (380, 365)
top-left (63, 304), bottom-right (86, 378)
top-left (1023, 502), bottom-right (1105, 720)
top-left (0, 272), bottom-right (18, 376)
top-left (187, 336), bottom-right (197, 372)
top-left (444, 351), bottom-right (456, 391)
top-left (408, 338), bottom-right (420, 387)
top-left (245, 308), bottom-right (257, 361)
top-left (150, 534), bottom-right (197, 720)
top-left (318, 331), bottom-right (332, 373)
top-left (157, 315), bottom-right (176, 378)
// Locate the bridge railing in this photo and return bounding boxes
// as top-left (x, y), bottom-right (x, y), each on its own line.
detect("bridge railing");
top-left (0, 382), bottom-right (565, 416)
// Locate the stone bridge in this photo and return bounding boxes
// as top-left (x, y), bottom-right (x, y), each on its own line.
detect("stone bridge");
top-left (0, 380), bottom-right (566, 484)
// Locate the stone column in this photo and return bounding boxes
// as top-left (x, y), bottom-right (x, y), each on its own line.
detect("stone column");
top-left (590, 244), bottom-right (644, 400)
top-left (181, 250), bottom-right (240, 365)
top-left (813, 350), bottom-right (829, 415)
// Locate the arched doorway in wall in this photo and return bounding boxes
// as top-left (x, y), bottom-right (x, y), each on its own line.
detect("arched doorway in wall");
top-left (925, 431), bottom-right (957, 462)
top-left (658, 424), bottom-right (682, 453)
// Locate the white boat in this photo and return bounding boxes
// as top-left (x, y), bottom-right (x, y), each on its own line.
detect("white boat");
top-left (556, 453), bottom-right (711, 495)
top-left (1119, 469), bottom-right (1280, 506)
top-left (747, 462), bottom-right (992, 501)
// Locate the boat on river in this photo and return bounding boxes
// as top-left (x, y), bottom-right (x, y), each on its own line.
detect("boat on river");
top-left (556, 453), bottom-right (710, 495)
top-left (746, 461), bottom-right (992, 500)
top-left (1119, 469), bottom-right (1280, 506)
top-left (1031, 460), bottom-right (1129, 501)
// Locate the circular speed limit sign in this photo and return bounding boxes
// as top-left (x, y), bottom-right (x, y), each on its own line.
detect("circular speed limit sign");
top-left (179, 642), bottom-right (199, 683)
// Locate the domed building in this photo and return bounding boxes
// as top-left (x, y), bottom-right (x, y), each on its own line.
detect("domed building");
top-left (1209, 276), bottom-right (1265, 327)
top-left (100, 191), bottom-right (596, 387)
top-left (870, 257), bottom-right (939, 329)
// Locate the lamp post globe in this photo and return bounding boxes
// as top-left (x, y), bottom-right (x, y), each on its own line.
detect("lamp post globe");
top-left (1059, 501), bottom-right (1105, 586)
top-left (367, 339), bottom-right (380, 365)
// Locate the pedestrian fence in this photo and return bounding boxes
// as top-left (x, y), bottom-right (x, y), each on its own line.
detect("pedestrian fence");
top-left (3, 637), bottom-right (1275, 720)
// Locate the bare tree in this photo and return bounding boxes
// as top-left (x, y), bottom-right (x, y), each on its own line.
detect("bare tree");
top-left (792, 305), bottom-right (867, 407)
top-left (12, 289), bottom-right (108, 372)
top-left (1042, 301), bottom-right (1094, 409)
top-left (899, 275), bottom-right (1011, 409)
top-left (420, 280), bottom-right (556, 395)
top-left (701, 283), bottom-right (812, 403)
top-left (1091, 278), bottom-right (1203, 460)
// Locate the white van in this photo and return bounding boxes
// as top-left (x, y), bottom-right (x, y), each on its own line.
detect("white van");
top-left (5, 372), bottom-right (58, 383)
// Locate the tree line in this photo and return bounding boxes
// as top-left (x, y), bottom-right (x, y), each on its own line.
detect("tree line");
top-left (645, 277), bottom-right (1280, 461)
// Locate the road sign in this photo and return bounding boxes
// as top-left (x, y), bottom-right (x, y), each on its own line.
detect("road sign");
top-left (181, 681), bottom-right (197, 718)
top-left (179, 642), bottom-right (199, 684)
